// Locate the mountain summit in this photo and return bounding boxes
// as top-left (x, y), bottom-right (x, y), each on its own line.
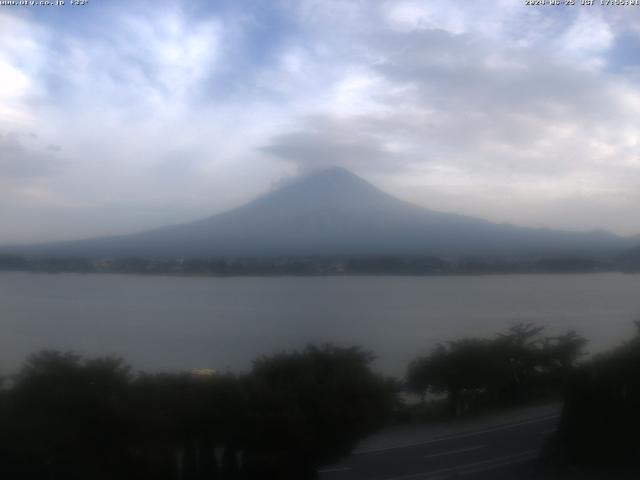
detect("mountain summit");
top-left (5, 167), bottom-right (636, 258)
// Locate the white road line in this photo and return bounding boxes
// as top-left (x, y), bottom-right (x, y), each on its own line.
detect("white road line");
top-left (354, 413), bottom-right (559, 455)
top-left (318, 466), bottom-right (352, 473)
top-left (382, 450), bottom-right (538, 480)
top-left (423, 444), bottom-right (486, 459)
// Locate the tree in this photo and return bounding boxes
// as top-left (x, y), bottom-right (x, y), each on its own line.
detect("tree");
top-left (554, 322), bottom-right (640, 471)
top-left (128, 371), bottom-right (246, 480)
top-left (6, 351), bottom-right (133, 479)
top-left (243, 345), bottom-right (394, 479)
top-left (0, 345), bottom-right (393, 479)
top-left (406, 324), bottom-right (587, 416)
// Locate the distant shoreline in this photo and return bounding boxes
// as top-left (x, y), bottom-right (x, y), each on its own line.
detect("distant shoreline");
top-left (1, 252), bottom-right (638, 277)
top-left (1, 268), bottom-right (637, 279)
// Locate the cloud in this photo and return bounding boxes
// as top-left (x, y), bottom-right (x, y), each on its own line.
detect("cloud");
top-left (2, 0), bottom-right (640, 242)
top-left (263, 24), bottom-right (638, 177)
top-left (0, 133), bottom-right (64, 179)
top-left (257, 1), bottom-right (640, 233)
top-left (261, 115), bottom-right (410, 174)
top-left (0, 13), bottom-right (46, 128)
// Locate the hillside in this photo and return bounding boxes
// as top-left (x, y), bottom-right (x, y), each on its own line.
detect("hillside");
top-left (2, 167), bottom-right (636, 259)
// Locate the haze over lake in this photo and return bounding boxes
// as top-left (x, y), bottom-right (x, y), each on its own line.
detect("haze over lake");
top-left (1, 272), bottom-right (638, 377)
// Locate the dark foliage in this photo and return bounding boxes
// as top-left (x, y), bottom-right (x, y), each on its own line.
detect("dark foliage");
top-left (551, 322), bottom-right (640, 471)
top-left (243, 346), bottom-right (393, 478)
top-left (0, 346), bottom-right (393, 480)
top-left (406, 324), bottom-right (586, 416)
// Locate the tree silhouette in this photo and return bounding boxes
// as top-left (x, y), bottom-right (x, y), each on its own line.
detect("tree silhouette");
top-left (5, 351), bottom-right (132, 479)
top-left (554, 322), bottom-right (640, 471)
top-left (0, 345), bottom-right (393, 479)
top-left (243, 345), bottom-right (394, 479)
top-left (407, 324), bottom-right (587, 416)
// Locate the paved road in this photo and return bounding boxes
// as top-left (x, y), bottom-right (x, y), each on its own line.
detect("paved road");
top-left (319, 413), bottom-right (559, 480)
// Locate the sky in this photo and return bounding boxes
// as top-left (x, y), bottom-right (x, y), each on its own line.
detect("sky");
top-left (2, 0), bottom-right (640, 244)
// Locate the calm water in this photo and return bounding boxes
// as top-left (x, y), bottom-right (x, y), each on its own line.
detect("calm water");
top-left (1, 272), bottom-right (639, 377)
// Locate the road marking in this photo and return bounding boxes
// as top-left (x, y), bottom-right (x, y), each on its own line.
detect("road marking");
top-left (318, 466), bottom-right (352, 473)
top-left (423, 444), bottom-right (486, 459)
top-left (354, 413), bottom-right (559, 455)
top-left (382, 450), bottom-right (538, 480)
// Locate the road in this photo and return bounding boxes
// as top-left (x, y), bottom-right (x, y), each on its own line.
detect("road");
top-left (319, 413), bottom-right (559, 480)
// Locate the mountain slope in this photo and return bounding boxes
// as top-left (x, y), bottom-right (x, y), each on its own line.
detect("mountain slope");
top-left (3, 167), bottom-right (637, 258)
top-left (619, 244), bottom-right (640, 271)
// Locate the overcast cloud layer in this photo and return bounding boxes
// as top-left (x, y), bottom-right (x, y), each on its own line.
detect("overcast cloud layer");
top-left (1, 0), bottom-right (640, 243)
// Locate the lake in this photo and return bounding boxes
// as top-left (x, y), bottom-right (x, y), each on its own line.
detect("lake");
top-left (1, 272), bottom-right (639, 377)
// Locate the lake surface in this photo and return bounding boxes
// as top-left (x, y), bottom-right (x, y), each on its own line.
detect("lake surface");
top-left (1, 272), bottom-right (639, 377)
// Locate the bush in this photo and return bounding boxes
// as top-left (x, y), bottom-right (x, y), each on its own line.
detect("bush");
top-left (0, 345), bottom-right (393, 480)
top-left (407, 324), bottom-right (586, 417)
